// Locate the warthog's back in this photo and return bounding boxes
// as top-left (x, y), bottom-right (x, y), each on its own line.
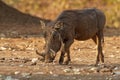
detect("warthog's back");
top-left (56, 8), bottom-right (106, 40)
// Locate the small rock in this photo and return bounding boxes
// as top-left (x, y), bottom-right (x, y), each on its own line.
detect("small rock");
top-left (0, 74), bottom-right (3, 78)
top-left (12, 49), bottom-right (15, 51)
top-left (72, 77), bottom-right (77, 79)
top-left (63, 68), bottom-right (71, 73)
top-left (15, 71), bottom-right (20, 75)
top-left (108, 78), bottom-right (113, 80)
top-left (73, 68), bottom-right (80, 74)
top-left (33, 72), bottom-right (44, 75)
top-left (31, 58), bottom-right (38, 65)
top-left (90, 67), bottom-right (97, 71)
top-left (4, 76), bottom-right (19, 80)
top-left (0, 47), bottom-right (7, 51)
top-left (114, 71), bottom-right (120, 75)
top-left (90, 67), bottom-right (98, 72)
top-left (108, 55), bottom-right (115, 58)
top-left (88, 77), bottom-right (92, 80)
top-left (5, 76), bottom-right (12, 80)
top-left (52, 74), bottom-right (59, 77)
top-left (21, 72), bottom-right (32, 78)
top-left (31, 58), bottom-right (38, 63)
top-left (78, 49), bottom-right (81, 51)
top-left (113, 67), bottom-right (119, 70)
top-left (19, 64), bottom-right (24, 67)
top-left (80, 41), bottom-right (84, 43)
top-left (49, 71), bottom-right (53, 74)
top-left (26, 47), bottom-right (34, 50)
top-left (116, 50), bottom-right (120, 53)
top-left (66, 77), bottom-right (70, 79)
top-left (8, 48), bottom-right (12, 51)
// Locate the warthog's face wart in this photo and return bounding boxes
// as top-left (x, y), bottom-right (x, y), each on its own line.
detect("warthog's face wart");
top-left (40, 21), bottom-right (63, 62)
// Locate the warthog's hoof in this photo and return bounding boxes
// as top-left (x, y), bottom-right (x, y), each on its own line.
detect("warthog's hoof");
top-left (59, 59), bottom-right (64, 65)
top-left (59, 61), bottom-right (63, 65)
top-left (64, 60), bottom-right (70, 65)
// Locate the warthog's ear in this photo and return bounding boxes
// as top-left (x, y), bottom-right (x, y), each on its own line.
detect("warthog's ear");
top-left (40, 20), bottom-right (46, 29)
top-left (54, 21), bottom-right (63, 30)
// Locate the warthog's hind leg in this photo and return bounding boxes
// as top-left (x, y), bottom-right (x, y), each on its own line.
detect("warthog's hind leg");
top-left (95, 30), bottom-right (104, 66)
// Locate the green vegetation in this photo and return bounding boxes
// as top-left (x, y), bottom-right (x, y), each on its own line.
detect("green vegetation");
top-left (2, 0), bottom-right (120, 28)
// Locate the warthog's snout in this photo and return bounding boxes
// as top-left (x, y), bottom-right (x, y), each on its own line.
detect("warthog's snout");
top-left (36, 49), bottom-right (56, 63)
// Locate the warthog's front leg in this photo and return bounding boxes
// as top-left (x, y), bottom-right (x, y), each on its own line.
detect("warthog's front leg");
top-left (59, 39), bottom-right (74, 65)
top-left (59, 49), bottom-right (65, 64)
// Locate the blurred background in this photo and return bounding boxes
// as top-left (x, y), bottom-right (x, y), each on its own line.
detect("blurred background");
top-left (0, 1), bottom-right (120, 79)
top-left (3, 0), bottom-right (120, 28)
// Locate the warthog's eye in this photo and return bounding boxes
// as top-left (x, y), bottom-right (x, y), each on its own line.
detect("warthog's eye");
top-left (51, 31), bottom-right (58, 39)
top-left (54, 21), bottom-right (64, 30)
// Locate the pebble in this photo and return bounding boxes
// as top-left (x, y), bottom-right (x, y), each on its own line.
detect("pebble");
top-left (21, 72), bottom-right (32, 78)
top-left (0, 46), bottom-right (7, 51)
top-left (31, 58), bottom-right (38, 65)
top-left (108, 55), bottom-right (115, 58)
top-left (52, 74), bottom-right (59, 77)
top-left (73, 68), bottom-right (81, 74)
top-left (63, 68), bottom-right (71, 73)
top-left (113, 67), bottom-right (119, 70)
top-left (90, 67), bottom-right (97, 71)
top-left (14, 71), bottom-right (20, 75)
top-left (33, 72), bottom-right (44, 75)
top-left (0, 74), bottom-right (2, 78)
top-left (4, 76), bottom-right (19, 80)
top-left (31, 58), bottom-right (38, 63)
top-left (49, 71), bottom-right (53, 74)
top-left (114, 71), bottom-right (120, 75)
top-left (26, 47), bottom-right (34, 50)
top-left (19, 64), bottom-right (24, 67)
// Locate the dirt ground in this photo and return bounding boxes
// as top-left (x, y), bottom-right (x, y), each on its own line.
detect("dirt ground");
top-left (0, 28), bottom-right (120, 80)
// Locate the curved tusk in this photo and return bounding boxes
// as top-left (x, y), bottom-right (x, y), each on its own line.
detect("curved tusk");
top-left (36, 50), bottom-right (45, 58)
top-left (50, 49), bottom-right (56, 54)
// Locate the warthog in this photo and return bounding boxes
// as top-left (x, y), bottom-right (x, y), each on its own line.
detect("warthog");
top-left (36, 8), bottom-right (106, 66)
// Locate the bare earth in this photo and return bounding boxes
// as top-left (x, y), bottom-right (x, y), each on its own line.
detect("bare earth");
top-left (0, 28), bottom-right (120, 80)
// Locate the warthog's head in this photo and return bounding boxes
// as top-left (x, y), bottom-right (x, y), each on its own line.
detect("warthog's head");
top-left (40, 21), bottom-right (64, 62)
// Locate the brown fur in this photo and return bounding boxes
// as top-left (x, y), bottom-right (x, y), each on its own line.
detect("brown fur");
top-left (39, 8), bottom-right (106, 65)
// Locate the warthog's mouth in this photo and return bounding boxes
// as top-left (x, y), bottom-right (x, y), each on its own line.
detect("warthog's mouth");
top-left (35, 49), bottom-right (56, 63)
